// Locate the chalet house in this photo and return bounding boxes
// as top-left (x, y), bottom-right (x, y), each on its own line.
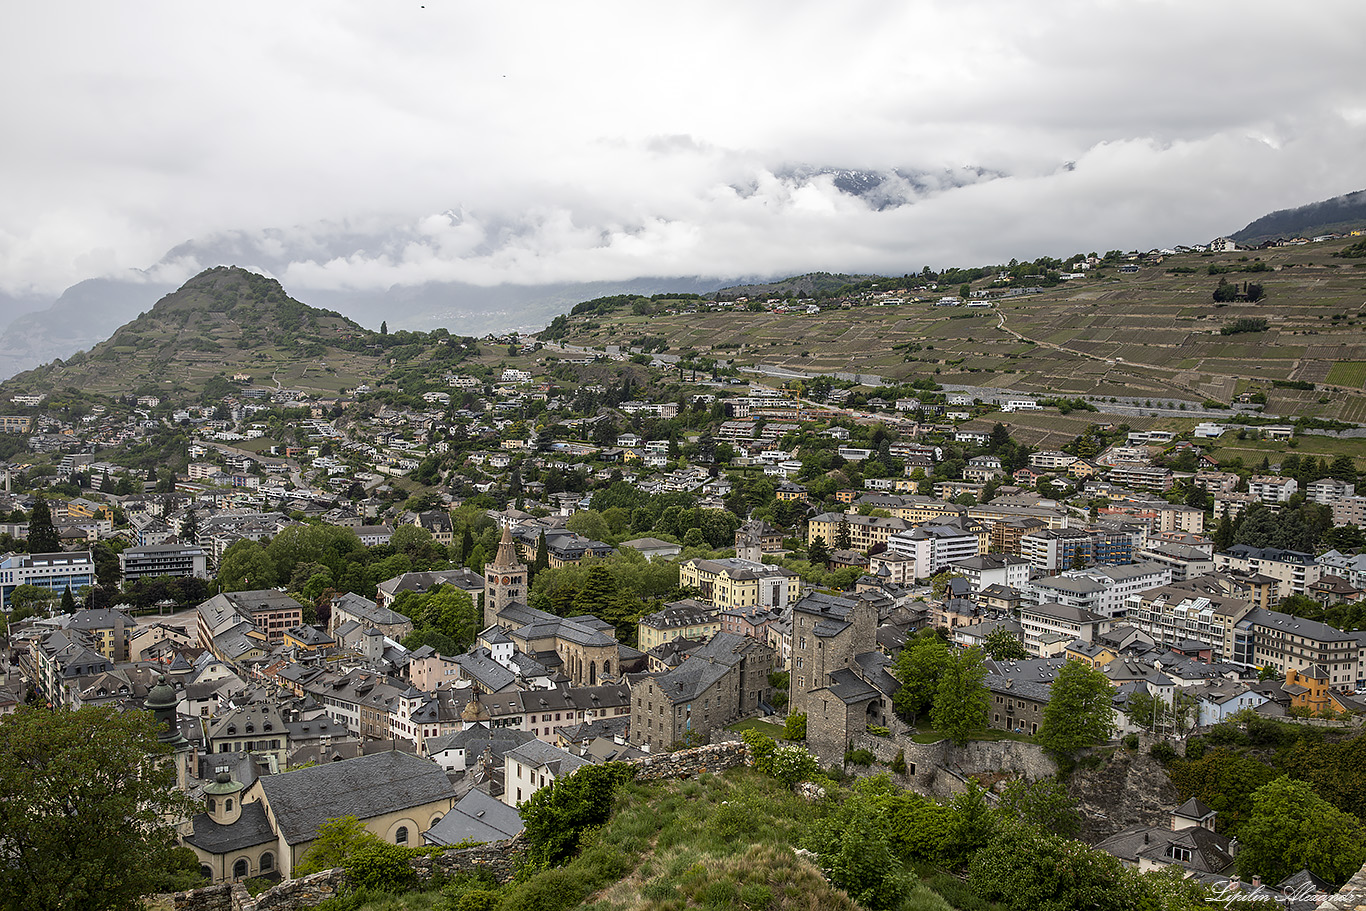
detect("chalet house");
top-left (1095, 799), bottom-right (1235, 877)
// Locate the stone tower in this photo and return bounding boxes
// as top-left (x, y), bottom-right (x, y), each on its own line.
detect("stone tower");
top-left (484, 525), bottom-right (528, 628)
top-left (735, 519), bottom-right (764, 564)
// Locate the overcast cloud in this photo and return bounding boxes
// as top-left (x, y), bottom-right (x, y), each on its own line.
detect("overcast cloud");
top-left (2, 0), bottom-right (1365, 301)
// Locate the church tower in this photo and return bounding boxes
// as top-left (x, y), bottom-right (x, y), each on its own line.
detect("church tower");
top-left (145, 674), bottom-right (192, 789)
top-left (484, 525), bottom-right (528, 628)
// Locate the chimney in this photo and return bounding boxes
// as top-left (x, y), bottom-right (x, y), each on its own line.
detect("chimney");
top-left (1251, 876), bottom-right (1261, 889)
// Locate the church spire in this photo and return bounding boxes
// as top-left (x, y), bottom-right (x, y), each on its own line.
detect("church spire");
top-left (490, 524), bottom-right (523, 571)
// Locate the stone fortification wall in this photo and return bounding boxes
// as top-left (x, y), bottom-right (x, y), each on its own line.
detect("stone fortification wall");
top-left (631, 740), bottom-right (749, 780)
top-left (847, 731), bottom-right (1058, 800)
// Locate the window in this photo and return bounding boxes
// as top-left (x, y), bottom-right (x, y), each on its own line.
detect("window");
top-left (225, 799), bottom-right (233, 812)
top-left (395, 826), bottom-right (409, 845)
top-left (260, 852), bottom-right (274, 872)
top-left (233, 858), bottom-right (249, 879)
top-left (208, 798), bottom-right (216, 813)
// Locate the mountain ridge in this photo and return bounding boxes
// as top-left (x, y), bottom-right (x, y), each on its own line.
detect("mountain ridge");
top-left (1231, 189), bottom-right (1366, 244)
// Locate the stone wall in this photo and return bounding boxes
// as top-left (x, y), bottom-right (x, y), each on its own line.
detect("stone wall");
top-left (172, 883), bottom-right (241, 911)
top-left (631, 740), bottom-right (750, 780)
top-left (847, 731), bottom-right (1058, 800)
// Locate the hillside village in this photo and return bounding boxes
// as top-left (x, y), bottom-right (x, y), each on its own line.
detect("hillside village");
top-left (4, 256), bottom-right (1366, 909)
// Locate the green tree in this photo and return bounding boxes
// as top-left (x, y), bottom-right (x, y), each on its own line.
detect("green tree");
top-left (27, 496), bottom-right (60, 554)
top-left (1236, 776), bottom-right (1366, 888)
top-left (0, 706), bottom-right (195, 911)
top-left (532, 530), bottom-right (549, 576)
top-left (784, 712), bottom-right (806, 741)
top-left (930, 570), bottom-right (965, 599)
top-left (834, 517), bottom-right (852, 551)
top-left (893, 632), bottom-right (953, 724)
top-left (1165, 747), bottom-right (1275, 836)
top-left (969, 819), bottom-right (1136, 911)
top-left (7, 584), bottom-right (59, 615)
top-left (1038, 659), bottom-right (1115, 759)
top-left (216, 539), bottom-right (277, 591)
top-left (519, 763), bottom-right (636, 865)
top-left (939, 781), bottom-right (995, 868)
top-left (982, 627), bottom-right (1029, 661)
top-left (59, 586), bottom-right (75, 613)
top-left (931, 647), bottom-right (989, 746)
top-left (995, 778), bottom-right (1080, 838)
top-left (806, 535), bottom-right (830, 566)
top-left (295, 815), bottom-right (380, 876)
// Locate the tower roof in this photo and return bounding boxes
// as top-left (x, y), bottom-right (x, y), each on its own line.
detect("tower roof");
top-left (489, 525), bottom-right (525, 572)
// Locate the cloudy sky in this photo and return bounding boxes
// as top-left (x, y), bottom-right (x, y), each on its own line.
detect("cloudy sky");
top-left (3, 0), bottom-right (1365, 302)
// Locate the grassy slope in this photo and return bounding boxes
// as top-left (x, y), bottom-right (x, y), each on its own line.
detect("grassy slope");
top-left (552, 238), bottom-right (1366, 423)
top-left (343, 768), bottom-right (972, 911)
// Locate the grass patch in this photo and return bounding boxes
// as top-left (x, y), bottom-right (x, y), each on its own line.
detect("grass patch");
top-left (726, 719), bottom-right (787, 739)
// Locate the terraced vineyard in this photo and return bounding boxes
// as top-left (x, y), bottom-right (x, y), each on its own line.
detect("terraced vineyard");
top-left (554, 237), bottom-right (1366, 422)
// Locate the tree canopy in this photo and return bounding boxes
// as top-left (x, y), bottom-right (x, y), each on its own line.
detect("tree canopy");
top-left (0, 706), bottom-right (195, 911)
top-left (1236, 776), bottom-right (1366, 887)
top-left (930, 646), bottom-right (989, 746)
top-left (1038, 659), bottom-right (1115, 759)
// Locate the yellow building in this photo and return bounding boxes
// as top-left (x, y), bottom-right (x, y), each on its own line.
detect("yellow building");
top-left (678, 558), bottom-right (801, 611)
top-left (636, 599), bottom-right (721, 651)
top-left (807, 512), bottom-right (911, 552)
top-left (1282, 665), bottom-right (1352, 716)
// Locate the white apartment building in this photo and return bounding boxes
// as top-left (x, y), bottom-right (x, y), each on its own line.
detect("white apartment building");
top-left (1248, 475), bottom-right (1297, 507)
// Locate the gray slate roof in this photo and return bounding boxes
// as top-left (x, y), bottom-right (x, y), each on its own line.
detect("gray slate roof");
top-left (256, 750), bottom-right (454, 845)
top-left (185, 802), bottom-right (276, 854)
top-left (423, 789), bottom-right (524, 846)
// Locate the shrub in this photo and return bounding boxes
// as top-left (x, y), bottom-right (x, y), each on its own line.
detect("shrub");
top-left (784, 712), bottom-right (807, 741)
top-left (770, 744), bottom-right (819, 786)
top-left (519, 762), bottom-right (636, 865)
top-left (891, 750), bottom-right (908, 775)
top-left (1184, 736), bottom-right (1206, 761)
top-left (845, 749), bottom-right (876, 767)
top-left (343, 841), bottom-right (416, 894)
top-left (868, 725), bottom-right (891, 738)
top-left (1122, 733), bottom-right (1139, 750)
top-left (1150, 741), bottom-right (1177, 764)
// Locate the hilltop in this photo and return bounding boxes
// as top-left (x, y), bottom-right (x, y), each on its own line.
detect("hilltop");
top-left (540, 236), bottom-right (1366, 425)
top-left (1232, 189), bottom-right (1366, 245)
top-left (0, 267), bottom-right (392, 405)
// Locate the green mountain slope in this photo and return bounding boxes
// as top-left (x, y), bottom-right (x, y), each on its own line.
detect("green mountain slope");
top-left (0, 267), bottom-right (389, 404)
top-left (1232, 190), bottom-right (1366, 245)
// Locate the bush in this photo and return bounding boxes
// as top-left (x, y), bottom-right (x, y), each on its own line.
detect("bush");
top-left (1150, 741), bottom-right (1177, 764)
top-left (891, 750), bottom-right (908, 775)
top-left (1184, 736), bottom-right (1206, 761)
top-left (519, 762), bottom-right (636, 865)
top-left (1122, 733), bottom-right (1139, 751)
top-left (868, 725), bottom-right (891, 737)
top-left (784, 712), bottom-right (807, 741)
top-left (343, 841), bottom-right (416, 894)
top-left (845, 749), bottom-right (876, 767)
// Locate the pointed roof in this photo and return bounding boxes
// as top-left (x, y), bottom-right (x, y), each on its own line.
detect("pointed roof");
top-left (1174, 797), bottom-right (1215, 821)
top-left (489, 525), bottom-right (525, 572)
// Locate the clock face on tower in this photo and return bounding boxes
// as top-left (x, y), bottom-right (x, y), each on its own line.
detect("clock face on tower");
top-left (502, 576), bottom-right (510, 584)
